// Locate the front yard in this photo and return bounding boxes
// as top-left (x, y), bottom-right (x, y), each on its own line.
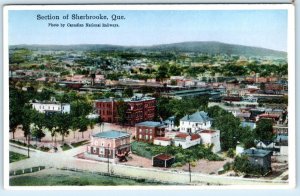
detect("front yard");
top-left (131, 141), bottom-right (223, 167)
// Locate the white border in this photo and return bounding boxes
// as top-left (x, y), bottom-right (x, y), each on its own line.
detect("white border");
top-left (3, 4), bottom-right (296, 190)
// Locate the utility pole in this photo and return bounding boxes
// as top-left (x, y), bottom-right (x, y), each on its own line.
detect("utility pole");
top-left (107, 147), bottom-right (110, 175)
top-left (27, 134), bottom-right (30, 158)
top-left (189, 162), bottom-right (191, 183)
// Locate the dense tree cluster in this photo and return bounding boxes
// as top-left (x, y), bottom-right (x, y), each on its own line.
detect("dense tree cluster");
top-left (9, 87), bottom-right (99, 144)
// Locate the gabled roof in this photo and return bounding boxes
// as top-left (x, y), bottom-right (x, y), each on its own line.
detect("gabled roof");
top-left (180, 111), bottom-right (212, 123)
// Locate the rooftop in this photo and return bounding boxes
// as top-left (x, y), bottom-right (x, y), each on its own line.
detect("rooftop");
top-left (92, 130), bottom-right (130, 139)
top-left (243, 148), bottom-right (272, 158)
top-left (154, 137), bottom-right (172, 141)
top-left (153, 154), bottom-right (174, 161)
top-left (175, 133), bottom-right (200, 140)
top-left (95, 96), bottom-right (155, 103)
top-left (180, 111), bottom-right (212, 122)
top-left (135, 121), bottom-right (165, 128)
top-left (200, 130), bottom-right (216, 134)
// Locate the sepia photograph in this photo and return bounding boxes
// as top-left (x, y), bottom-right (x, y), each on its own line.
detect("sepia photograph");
top-left (3, 4), bottom-right (295, 189)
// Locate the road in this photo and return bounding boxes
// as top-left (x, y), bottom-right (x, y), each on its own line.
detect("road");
top-left (9, 143), bottom-right (288, 186)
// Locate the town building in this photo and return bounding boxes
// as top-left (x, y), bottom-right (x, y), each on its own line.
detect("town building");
top-left (180, 111), bottom-right (212, 133)
top-left (242, 148), bottom-right (272, 174)
top-left (198, 130), bottom-right (221, 153)
top-left (94, 96), bottom-right (156, 126)
top-left (152, 154), bottom-right (175, 168)
top-left (173, 133), bottom-right (201, 149)
top-left (86, 130), bottom-right (131, 163)
top-left (153, 137), bottom-right (172, 146)
top-left (163, 116), bottom-right (177, 131)
top-left (135, 121), bottom-right (166, 143)
top-left (30, 97), bottom-right (70, 114)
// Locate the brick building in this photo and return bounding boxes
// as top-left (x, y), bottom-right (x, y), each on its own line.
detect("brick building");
top-left (86, 130), bottom-right (131, 162)
top-left (95, 96), bottom-right (156, 126)
top-left (135, 121), bottom-right (166, 143)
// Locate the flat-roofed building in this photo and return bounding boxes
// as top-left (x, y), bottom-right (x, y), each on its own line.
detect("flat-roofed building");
top-left (86, 130), bottom-right (131, 163)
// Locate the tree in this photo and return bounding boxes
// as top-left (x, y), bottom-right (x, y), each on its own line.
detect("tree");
top-left (254, 119), bottom-right (275, 141)
top-left (44, 113), bottom-right (59, 143)
top-left (9, 88), bottom-right (26, 139)
top-left (56, 113), bottom-right (71, 143)
top-left (123, 87), bottom-right (134, 97)
top-left (30, 123), bottom-right (46, 143)
top-left (213, 113), bottom-right (241, 151)
top-left (233, 155), bottom-right (264, 175)
top-left (78, 117), bottom-right (90, 138)
top-left (207, 105), bottom-right (229, 118)
top-left (116, 101), bottom-right (128, 126)
top-left (156, 64), bottom-right (169, 81)
top-left (169, 64), bottom-right (182, 76)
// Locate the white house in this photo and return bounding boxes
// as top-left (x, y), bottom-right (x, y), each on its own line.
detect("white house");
top-left (31, 97), bottom-right (70, 114)
top-left (198, 130), bottom-right (221, 153)
top-left (180, 111), bottom-right (212, 133)
top-left (163, 116), bottom-right (178, 131)
top-left (153, 137), bottom-right (172, 146)
top-left (173, 133), bottom-right (201, 149)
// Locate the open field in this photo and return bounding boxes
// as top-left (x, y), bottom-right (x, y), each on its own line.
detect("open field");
top-left (10, 168), bottom-right (170, 186)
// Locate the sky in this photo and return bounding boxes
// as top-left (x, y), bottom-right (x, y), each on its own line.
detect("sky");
top-left (8, 9), bottom-right (288, 52)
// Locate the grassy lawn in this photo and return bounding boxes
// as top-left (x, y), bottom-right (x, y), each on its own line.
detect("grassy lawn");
top-left (10, 139), bottom-right (37, 149)
top-left (9, 169), bottom-right (167, 186)
top-left (71, 140), bottom-right (89, 148)
top-left (131, 141), bottom-right (223, 167)
top-left (61, 143), bottom-right (72, 151)
top-left (9, 151), bottom-right (28, 163)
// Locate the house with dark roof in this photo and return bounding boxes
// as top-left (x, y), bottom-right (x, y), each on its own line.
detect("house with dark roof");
top-left (152, 154), bottom-right (175, 168)
top-left (180, 111), bottom-right (212, 133)
top-left (242, 148), bottom-right (272, 173)
top-left (86, 130), bottom-right (131, 163)
top-left (135, 121), bottom-right (166, 143)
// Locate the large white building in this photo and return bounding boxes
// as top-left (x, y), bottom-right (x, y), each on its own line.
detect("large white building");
top-left (198, 130), bottom-right (221, 153)
top-left (173, 133), bottom-right (201, 149)
top-left (31, 97), bottom-right (70, 114)
top-left (180, 111), bottom-right (212, 133)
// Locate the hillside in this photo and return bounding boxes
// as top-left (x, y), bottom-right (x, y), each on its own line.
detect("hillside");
top-left (10, 41), bottom-right (287, 58)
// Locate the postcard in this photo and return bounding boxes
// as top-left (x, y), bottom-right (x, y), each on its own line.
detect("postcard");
top-left (3, 4), bottom-right (295, 189)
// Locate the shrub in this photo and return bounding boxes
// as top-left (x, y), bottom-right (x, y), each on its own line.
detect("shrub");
top-left (190, 161), bottom-right (197, 167)
top-left (227, 148), bottom-right (235, 158)
top-left (223, 162), bottom-right (232, 171)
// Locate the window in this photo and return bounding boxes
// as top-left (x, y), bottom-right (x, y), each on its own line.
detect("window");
top-left (149, 135), bottom-right (152, 140)
top-left (145, 135), bottom-right (148, 140)
top-left (139, 134), bottom-right (142, 139)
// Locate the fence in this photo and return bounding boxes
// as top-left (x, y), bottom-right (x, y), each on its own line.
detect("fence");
top-left (9, 166), bottom-right (46, 176)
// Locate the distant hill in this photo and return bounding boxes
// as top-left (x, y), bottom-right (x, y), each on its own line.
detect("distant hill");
top-left (10, 41), bottom-right (287, 58)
